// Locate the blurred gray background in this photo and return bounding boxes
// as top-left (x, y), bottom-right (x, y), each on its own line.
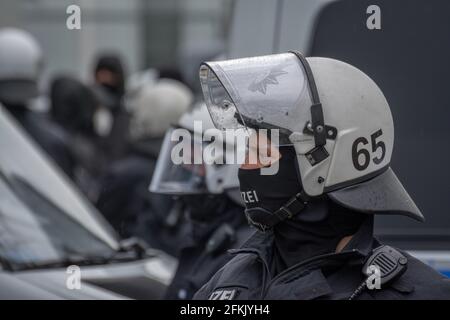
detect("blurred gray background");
top-left (0, 0), bottom-right (232, 87)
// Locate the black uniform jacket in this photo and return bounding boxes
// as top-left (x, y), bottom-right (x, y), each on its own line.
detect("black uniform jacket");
top-left (194, 220), bottom-right (450, 300)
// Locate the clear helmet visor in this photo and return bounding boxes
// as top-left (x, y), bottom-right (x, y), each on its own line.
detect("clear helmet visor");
top-left (199, 53), bottom-right (313, 146)
top-left (149, 127), bottom-right (208, 195)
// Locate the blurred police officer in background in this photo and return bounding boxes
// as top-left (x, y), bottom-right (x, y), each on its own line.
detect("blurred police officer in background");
top-left (150, 104), bottom-right (252, 300)
top-left (49, 76), bottom-right (106, 200)
top-left (96, 77), bottom-right (192, 251)
top-left (92, 53), bottom-right (130, 161)
top-left (0, 28), bottom-right (75, 178)
top-left (194, 52), bottom-right (450, 300)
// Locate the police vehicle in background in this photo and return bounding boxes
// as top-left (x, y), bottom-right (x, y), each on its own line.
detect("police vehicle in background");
top-left (0, 105), bottom-right (176, 299)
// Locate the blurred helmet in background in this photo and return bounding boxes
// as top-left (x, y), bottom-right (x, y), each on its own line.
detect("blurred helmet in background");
top-left (0, 28), bottom-right (42, 105)
top-left (150, 103), bottom-right (245, 206)
top-left (129, 78), bottom-right (193, 141)
top-left (126, 68), bottom-right (159, 101)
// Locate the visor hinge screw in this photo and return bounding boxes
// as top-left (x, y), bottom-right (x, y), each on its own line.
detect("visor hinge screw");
top-left (317, 176), bottom-right (324, 184)
top-left (316, 125), bottom-right (324, 133)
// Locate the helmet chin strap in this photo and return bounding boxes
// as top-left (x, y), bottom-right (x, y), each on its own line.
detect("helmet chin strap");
top-left (247, 191), bottom-right (310, 232)
top-left (289, 51), bottom-right (337, 166)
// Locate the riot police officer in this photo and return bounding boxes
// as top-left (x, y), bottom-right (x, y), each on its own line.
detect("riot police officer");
top-left (194, 52), bottom-right (450, 300)
top-left (150, 104), bottom-right (252, 300)
top-left (92, 53), bottom-right (129, 161)
top-left (96, 78), bottom-right (192, 249)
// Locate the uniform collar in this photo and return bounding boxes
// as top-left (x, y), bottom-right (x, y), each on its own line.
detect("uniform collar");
top-left (339, 216), bottom-right (374, 257)
top-left (230, 216), bottom-right (375, 264)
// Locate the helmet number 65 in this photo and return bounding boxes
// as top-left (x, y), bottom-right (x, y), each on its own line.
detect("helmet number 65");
top-left (352, 129), bottom-right (386, 171)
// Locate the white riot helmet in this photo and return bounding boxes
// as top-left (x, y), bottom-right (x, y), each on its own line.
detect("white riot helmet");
top-left (150, 103), bottom-right (244, 205)
top-left (199, 51), bottom-right (423, 221)
top-left (0, 28), bottom-right (42, 105)
top-left (129, 78), bottom-right (193, 140)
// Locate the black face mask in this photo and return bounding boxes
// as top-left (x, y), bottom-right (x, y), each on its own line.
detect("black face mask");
top-left (272, 201), bottom-right (368, 272)
top-left (238, 146), bottom-right (315, 231)
top-left (238, 146), bottom-right (368, 272)
top-left (182, 194), bottom-right (239, 243)
top-left (182, 194), bottom-right (228, 223)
